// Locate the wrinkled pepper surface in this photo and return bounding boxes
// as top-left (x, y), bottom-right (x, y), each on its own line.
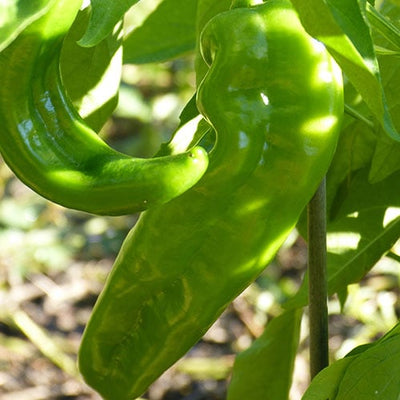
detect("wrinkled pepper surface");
top-left (78, 0), bottom-right (344, 398)
top-left (0, 0), bottom-right (208, 216)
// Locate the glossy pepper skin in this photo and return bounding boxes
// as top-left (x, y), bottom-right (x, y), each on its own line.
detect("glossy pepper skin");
top-left (0, 0), bottom-right (208, 216)
top-left (78, 0), bottom-right (343, 398)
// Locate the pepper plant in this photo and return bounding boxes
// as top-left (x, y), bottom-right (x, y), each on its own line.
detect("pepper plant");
top-left (0, 0), bottom-right (399, 399)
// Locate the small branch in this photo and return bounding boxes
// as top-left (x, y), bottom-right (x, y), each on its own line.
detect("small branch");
top-left (10, 309), bottom-right (79, 378)
top-left (232, 297), bottom-right (264, 337)
top-left (387, 251), bottom-right (400, 263)
top-left (307, 178), bottom-right (329, 379)
top-left (344, 104), bottom-right (375, 129)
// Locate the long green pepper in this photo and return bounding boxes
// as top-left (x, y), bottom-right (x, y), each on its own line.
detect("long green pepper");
top-left (79, 1), bottom-right (344, 398)
top-left (0, 0), bottom-right (208, 216)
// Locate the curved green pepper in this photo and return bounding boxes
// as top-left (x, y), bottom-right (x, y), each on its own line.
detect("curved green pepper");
top-left (0, 0), bottom-right (208, 216)
top-left (79, 0), bottom-right (343, 398)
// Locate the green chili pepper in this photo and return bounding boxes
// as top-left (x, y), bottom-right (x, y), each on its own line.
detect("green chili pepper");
top-left (0, 0), bottom-right (208, 216)
top-left (79, 0), bottom-right (343, 398)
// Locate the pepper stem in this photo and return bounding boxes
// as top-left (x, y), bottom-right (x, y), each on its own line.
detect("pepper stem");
top-left (307, 178), bottom-right (329, 378)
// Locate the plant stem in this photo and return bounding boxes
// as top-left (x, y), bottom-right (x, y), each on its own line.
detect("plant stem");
top-left (11, 309), bottom-right (79, 377)
top-left (388, 251), bottom-right (400, 263)
top-left (344, 104), bottom-right (375, 129)
top-left (307, 178), bottom-right (329, 379)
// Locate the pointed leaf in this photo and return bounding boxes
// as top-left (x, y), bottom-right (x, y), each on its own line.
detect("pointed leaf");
top-left (370, 137), bottom-right (400, 182)
top-left (327, 212), bottom-right (400, 297)
top-left (369, 2), bottom-right (400, 180)
top-left (179, 94), bottom-right (199, 126)
top-left (302, 357), bottom-right (356, 400)
top-left (123, 0), bottom-right (197, 64)
top-left (79, 0), bottom-right (140, 47)
top-left (332, 168), bottom-right (400, 217)
top-left (0, 0), bottom-right (55, 52)
top-left (326, 117), bottom-right (376, 216)
top-left (227, 310), bottom-right (302, 400)
top-left (366, 2), bottom-right (400, 51)
top-left (336, 334), bottom-right (400, 399)
top-left (61, 8), bottom-right (123, 131)
top-left (304, 322), bottom-right (400, 399)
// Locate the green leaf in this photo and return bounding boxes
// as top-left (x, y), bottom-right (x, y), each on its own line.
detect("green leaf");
top-left (374, 45), bottom-right (400, 56)
top-left (323, 2), bottom-right (400, 193)
top-left (79, 0), bottom-right (140, 47)
top-left (304, 323), bottom-right (400, 399)
top-left (302, 357), bottom-right (356, 400)
top-left (227, 310), bottom-right (302, 400)
top-left (123, 0), bottom-right (197, 64)
top-left (156, 92), bottom-right (212, 157)
top-left (326, 118), bottom-right (376, 216)
top-left (179, 94), bottom-right (199, 126)
top-left (367, 2), bottom-right (400, 50)
top-left (195, 0), bottom-right (231, 84)
top-left (335, 334), bottom-right (400, 399)
top-left (60, 7), bottom-right (123, 131)
top-left (369, 2), bottom-right (400, 181)
top-left (291, 0), bottom-right (400, 142)
top-left (381, 321), bottom-right (400, 340)
top-left (318, 78), bottom-right (376, 218)
top-left (157, 115), bottom-right (211, 156)
top-left (370, 137), bottom-right (400, 182)
top-left (332, 168), bottom-right (400, 217)
top-left (0, 0), bottom-right (55, 52)
top-left (286, 168), bottom-right (400, 309)
top-left (326, 211), bottom-right (400, 297)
